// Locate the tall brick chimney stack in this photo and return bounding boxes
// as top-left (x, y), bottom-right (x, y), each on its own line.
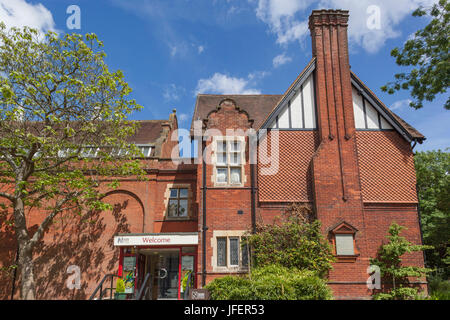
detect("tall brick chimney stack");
top-left (309, 10), bottom-right (368, 287)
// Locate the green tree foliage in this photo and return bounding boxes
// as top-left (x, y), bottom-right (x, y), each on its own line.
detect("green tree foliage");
top-left (0, 25), bottom-right (144, 299)
top-left (415, 150), bottom-right (450, 277)
top-left (246, 204), bottom-right (335, 278)
top-left (381, 0), bottom-right (450, 110)
top-left (206, 265), bottom-right (333, 300)
top-left (370, 223), bottom-right (433, 300)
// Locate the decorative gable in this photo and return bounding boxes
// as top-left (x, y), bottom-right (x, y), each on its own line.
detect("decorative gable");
top-left (268, 73), bottom-right (317, 129)
top-left (329, 221), bottom-right (358, 234)
top-left (352, 86), bottom-right (393, 130)
top-left (260, 58), bottom-right (317, 131)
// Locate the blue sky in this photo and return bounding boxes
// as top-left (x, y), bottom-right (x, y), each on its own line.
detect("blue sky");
top-left (1, 0), bottom-right (448, 152)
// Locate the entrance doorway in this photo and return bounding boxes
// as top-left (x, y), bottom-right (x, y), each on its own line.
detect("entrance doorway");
top-left (141, 249), bottom-right (179, 300)
top-left (122, 245), bottom-right (197, 300)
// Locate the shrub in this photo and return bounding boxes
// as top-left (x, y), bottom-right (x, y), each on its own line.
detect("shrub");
top-left (428, 276), bottom-right (450, 300)
top-left (246, 204), bottom-right (335, 278)
top-left (206, 265), bottom-right (333, 300)
top-left (373, 287), bottom-right (425, 300)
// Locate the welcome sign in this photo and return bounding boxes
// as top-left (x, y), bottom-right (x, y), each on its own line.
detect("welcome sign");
top-left (114, 233), bottom-right (198, 247)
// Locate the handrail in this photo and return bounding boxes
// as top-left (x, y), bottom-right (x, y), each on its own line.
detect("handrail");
top-left (89, 274), bottom-right (119, 300)
top-left (135, 273), bottom-right (152, 300)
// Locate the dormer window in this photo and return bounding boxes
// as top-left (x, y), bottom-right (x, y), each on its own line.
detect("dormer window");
top-left (329, 221), bottom-right (359, 262)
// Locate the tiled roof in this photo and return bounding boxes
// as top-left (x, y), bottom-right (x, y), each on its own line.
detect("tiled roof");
top-left (128, 120), bottom-right (167, 144)
top-left (190, 94), bottom-right (282, 133)
top-left (190, 67), bottom-right (425, 143)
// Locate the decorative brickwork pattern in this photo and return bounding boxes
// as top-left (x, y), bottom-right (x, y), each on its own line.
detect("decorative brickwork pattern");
top-left (356, 131), bottom-right (418, 203)
top-left (258, 130), bottom-right (319, 202)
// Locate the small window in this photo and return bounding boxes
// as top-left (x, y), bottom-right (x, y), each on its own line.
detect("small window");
top-left (335, 234), bottom-right (354, 256)
top-left (217, 237), bottom-right (227, 267)
top-left (139, 146), bottom-right (152, 157)
top-left (241, 240), bottom-right (249, 267)
top-left (168, 188), bottom-right (189, 218)
top-left (229, 238), bottom-right (239, 266)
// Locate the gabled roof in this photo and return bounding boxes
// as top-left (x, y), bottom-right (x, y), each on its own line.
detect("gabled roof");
top-left (350, 72), bottom-right (425, 142)
top-left (190, 59), bottom-right (425, 143)
top-left (258, 57), bottom-right (316, 130)
top-left (190, 94), bottom-right (282, 134)
top-left (128, 120), bottom-right (168, 144)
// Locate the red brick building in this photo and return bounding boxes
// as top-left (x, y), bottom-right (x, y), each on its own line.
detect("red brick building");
top-left (0, 10), bottom-right (427, 300)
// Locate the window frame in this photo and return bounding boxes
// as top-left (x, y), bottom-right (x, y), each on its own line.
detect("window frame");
top-left (329, 222), bottom-right (359, 263)
top-left (213, 137), bottom-right (245, 187)
top-left (216, 237), bottom-right (228, 267)
top-left (167, 187), bottom-right (189, 218)
top-left (212, 232), bottom-right (249, 272)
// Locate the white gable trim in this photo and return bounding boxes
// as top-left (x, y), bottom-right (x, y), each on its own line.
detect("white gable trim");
top-left (350, 75), bottom-right (413, 143)
top-left (259, 60), bottom-right (316, 132)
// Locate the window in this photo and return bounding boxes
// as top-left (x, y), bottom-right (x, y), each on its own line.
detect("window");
top-left (57, 144), bottom-right (152, 158)
top-left (215, 138), bottom-right (244, 185)
top-left (168, 188), bottom-right (188, 218)
top-left (214, 235), bottom-right (249, 269)
top-left (217, 237), bottom-right (227, 267)
top-left (329, 221), bottom-right (359, 262)
top-left (335, 234), bottom-right (354, 256)
top-left (229, 238), bottom-right (239, 266)
top-left (241, 240), bottom-right (249, 267)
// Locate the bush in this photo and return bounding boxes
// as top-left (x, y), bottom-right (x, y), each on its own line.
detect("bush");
top-left (206, 265), bottom-right (333, 300)
top-left (246, 204), bottom-right (335, 278)
top-left (373, 287), bottom-right (425, 300)
top-left (428, 276), bottom-right (450, 300)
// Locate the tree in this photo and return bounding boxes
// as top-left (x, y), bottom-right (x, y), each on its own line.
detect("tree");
top-left (370, 223), bottom-right (433, 300)
top-left (245, 204), bottom-right (335, 278)
top-left (381, 0), bottom-right (450, 110)
top-left (414, 150), bottom-right (450, 277)
top-left (0, 24), bottom-right (144, 299)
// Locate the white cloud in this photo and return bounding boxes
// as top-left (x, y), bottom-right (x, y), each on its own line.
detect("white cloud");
top-left (390, 99), bottom-right (412, 111)
top-left (196, 73), bottom-right (261, 95)
top-left (253, 0), bottom-right (438, 53)
top-left (178, 113), bottom-right (189, 123)
top-left (255, 0), bottom-right (313, 45)
top-left (273, 53), bottom-right (292, 67)
top-left (0, 0), bottom-right (56, 32)
top-left (198, 45), bottom-right (205, 54)
top-left (163, 84), bottom-right (186, 102)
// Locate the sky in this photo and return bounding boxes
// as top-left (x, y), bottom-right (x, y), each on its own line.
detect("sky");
top-left (0, 0), bottom-right (448, 152)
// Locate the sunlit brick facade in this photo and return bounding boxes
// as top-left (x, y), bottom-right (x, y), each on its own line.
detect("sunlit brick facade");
top-left (0, 10), bottom-right (426, 300)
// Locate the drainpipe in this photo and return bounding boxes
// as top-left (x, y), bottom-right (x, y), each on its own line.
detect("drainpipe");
top-left (250, 163), bottom-right (256, 234)
top-left (201, 139), bottom-right (207, 287)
